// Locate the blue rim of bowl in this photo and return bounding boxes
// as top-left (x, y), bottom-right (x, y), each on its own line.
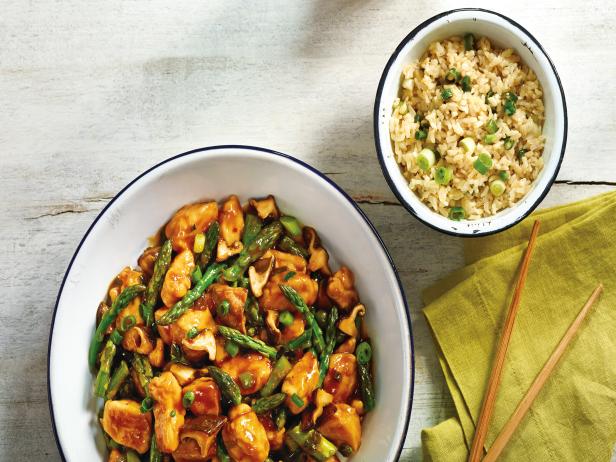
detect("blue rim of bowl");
top-left (47, 145), bottom-right (414, 461)
top-left (374, 8), bottom-right (568, 237)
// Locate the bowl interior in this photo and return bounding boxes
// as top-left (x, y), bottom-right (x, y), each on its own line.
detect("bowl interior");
top-left (376, 9), bottom-right (566, 236)
top-left (48, 146), bottom-right (413, 461)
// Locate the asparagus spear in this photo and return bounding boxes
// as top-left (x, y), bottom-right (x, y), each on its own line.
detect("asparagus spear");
top-left (242, 214), bottom-right (262, 247)
top-left (106, 360), bottom-right (129, 400)
top-left (216, 434), bottom-right (231, 462)
top-left (141, 239), bottom-right (172, 326)
top-left (94, 340), bottom-right (116, 397)
top-left (285, 329), bottom-right (312, 351)
top-left (208, 366), bottom-right (242, 405)
top-left (199, 221), bottom-right (220, 269)
top-left (223, 221), bottom-right (283, 282)
top-left (260, 356), bottom-right (293, 397)
top-left (280, 215), bottom-right (302, 238)
top-left (149, 433), bottom-right (163, 462)
top-left (318, 307), bottom-right (339, 386)
top-left (88, 284), bottom-right (145, 371)
top-left (287, 425), bottom-right (337, 462)
top-left (358, 362), bottom-right (376, 413)
top-left (279, 285), bottom-right (325, 354)
top-left (278, 235), bottom-right (309, 258)
top-left (245, 296), bottom-right (263, 328)
top-left (217, 325), bottom-right (277, 360)
top-left (156, 262), bottom-right (225, 325)
top-left (132, 353), bottom-right (153, 393)
top-left (252, 392), bottom-right (287, 414)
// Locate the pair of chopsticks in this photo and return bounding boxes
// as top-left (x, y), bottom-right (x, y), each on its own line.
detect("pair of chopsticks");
top-left (468, 220), bottom-right (604, 462)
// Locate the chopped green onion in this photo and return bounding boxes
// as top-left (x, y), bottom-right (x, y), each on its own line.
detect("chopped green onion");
top-left (291, 393), bottom-right (304, 408)
top-left (505, 91), bottom-right (518, 102)
top-left (247, 327), bottom-right (256, 337)
top-left (461, 75), bottom-right (472, 92)
top-left (186, 326), bottom-right (199, 339)
top-left (280, 216), bottom-right (302, 237)
top-left (339, 444), bottom-right (354, 457)
top-left (279, 311), bottom-right (294, 327)
top-left (473, 153), bottom-right (493, 175)
top-left (485, 90), bottom-right (495, 104)
top-left (225, 340), bottom-right (240, 357)
top-left (504, 99), bottom-right (516, 116)
top-left (448, 207), bottom-right (466, 221)
top-left (170, 409), bottom-right (176, 417)
top-left (434, 166), bottom-right (453, 185)
top-left (417, 148), bottom-right (436, 171)
top-left (503, 137), bottom-right (515, 150)
top-left (415, 129), bottom-right (428, 141)
top-left (193, 232), bottom-right (206, 253)
top-left (499, 171), bottom-right (510, 182)
top-left (516, 148), bottom-right (528, 159)
top-left (120, 315), bottom-right (137, 334)
top-left (182, 391), bottom-right (195, 408)
top-left (217, 300), bottom-right (230, 317)
top-left (414, 113), bottom-right (422, 123)
top-left (463, 33), bottom-right (475, 51)
top-left (441, 88), bottom-right (453, 101)
top-left (483, 134), bottom-right (498, 145)
top-left (445, 68), bottom-right (461, 82)
top-left (283, 271), bottom-right (296, 281)
top-left (239, 372), bottom-right (255, 389)
top-left (191, 266), bottom-right (202, 285)
top-left (490, 179), bottom-right (506, 196)
top-left (356, 342), bottom-right (372, 365)
top-left (140, 396), bottom-right (154, 413)
top-left (486, 119), bottom-right (498, 134)
top-left (460, 137), bottom-right (476, 154)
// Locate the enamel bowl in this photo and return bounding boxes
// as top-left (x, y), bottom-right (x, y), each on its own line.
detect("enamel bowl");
top-left (47, 146), bottom-right (414, 461)
top-left (374, 8), bottom-right (567, 236)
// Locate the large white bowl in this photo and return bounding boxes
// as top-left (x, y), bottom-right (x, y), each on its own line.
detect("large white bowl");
top-left (374, 8), bottom-right (567, 236)
top-left (47, 145), bottom-right (414, 461)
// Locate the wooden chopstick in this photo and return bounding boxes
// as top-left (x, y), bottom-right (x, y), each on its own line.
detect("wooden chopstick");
top-left (482, 283), bottom-right (604, 462)
top-left (468, 220), bottom-right (541, 462)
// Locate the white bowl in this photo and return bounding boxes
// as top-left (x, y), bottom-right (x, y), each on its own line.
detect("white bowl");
top-left (374, 8), bottom-right (567, 236)
top-left (47, 145), bottom-right (414, 461)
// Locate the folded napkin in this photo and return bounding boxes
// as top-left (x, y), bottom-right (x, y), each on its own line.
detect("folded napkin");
top-left (421, 191), bottom-right (616, 462)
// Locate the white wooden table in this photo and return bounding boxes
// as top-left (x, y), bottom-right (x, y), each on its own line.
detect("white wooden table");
top-left (2, 1), bottom-right (615, 460)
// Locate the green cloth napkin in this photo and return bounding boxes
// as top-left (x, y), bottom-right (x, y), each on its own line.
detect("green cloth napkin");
top-left (421, 191), bottom-right (616, 462)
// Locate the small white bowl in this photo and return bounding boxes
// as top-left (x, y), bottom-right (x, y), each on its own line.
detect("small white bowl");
top-left (374, 8), bottom-right (567, 236)
top-left (47, 146), bottom-right (413, 461)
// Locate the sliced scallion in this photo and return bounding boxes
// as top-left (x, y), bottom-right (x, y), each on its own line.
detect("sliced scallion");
top-left (460, 137), bottom-right (476, 154)
top-left (417, 148), bottom-right (436, 171)
top-left (434, 166), bottom-right (453, 185)
top-left (490, 179), bottom-right (506, 197)
top-left (473, 153), bottom-right (493, 174)
top-left (448, 207), bottom-right (466, 221)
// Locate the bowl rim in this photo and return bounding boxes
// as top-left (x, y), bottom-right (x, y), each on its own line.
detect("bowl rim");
top-left (373, 7), bottom-right (568, 237)
top-left (46, 144), bottom-right (415, 461)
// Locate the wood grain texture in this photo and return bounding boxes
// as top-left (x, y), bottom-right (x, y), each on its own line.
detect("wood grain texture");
top-left (1, 0), bottom-right (615, 460)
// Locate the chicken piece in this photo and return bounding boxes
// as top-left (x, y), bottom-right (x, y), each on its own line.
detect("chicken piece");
top-left (161, 250), bottom-right (195, 308)
top-left (280, 312), bottom-right (305, 344)
top-left (192, 291), bottom-right (216, 312)
top-left (222, 404), bottom-right (270, 462)
top-left (258, 414), bottom-right (285, 451)
top-left (101, 400), bottom-right (152, 454)
top-left (109, 267), bottom-right (144, 328)
top-left (149, 372), bottom-right (186, 453)
top-left (220, 353), bottom-right (272, 395)
top-left (259, 271), bottom-right (317, 312)
top-left (326, 267), bottom-right (359, 310)
top-left (173, 308), bottom-right (218, 363)
top-left (209, 283), bottom-right (247, 333)
top-left (154, 308), bottom-right (173, 345)
top-left (173, 415), bottom-right (226, 462)
top-left (250, 195), bottom-right (279, 220)
top-left (137, 245), bottom-right (160, 280)
top-left (214, 335), bottom-right (229, 364)
top-left (315, 279), bottom-right (333, 310)
top-left (148, 338), bottom-right (165, 368)
top-left (263, 249), bottom-right (307, 273)
top-left (323, 353), bottom-right (357, 404)
top-left (165, 201), bottom-right (219, 252)
top-left (122, 326), bottom-right (154, 355)
top-left (182, 378), bottom-right (221, 416)
top-left (169, 363), bottom-right (199, 386)
top-left (216, 238), bottom-right (243, 262)
top-left (281, 351), bottom-right (319, 414)
top-left (334, 337), bottom-right (356, 355)
top-left (219, 195), bottom-right (244, 246)
top-left (317, 403), bottom-right (362, 452)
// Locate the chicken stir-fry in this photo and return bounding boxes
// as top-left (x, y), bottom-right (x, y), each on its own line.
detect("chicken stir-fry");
top-left (89, 194), bottom-right (376, 462)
